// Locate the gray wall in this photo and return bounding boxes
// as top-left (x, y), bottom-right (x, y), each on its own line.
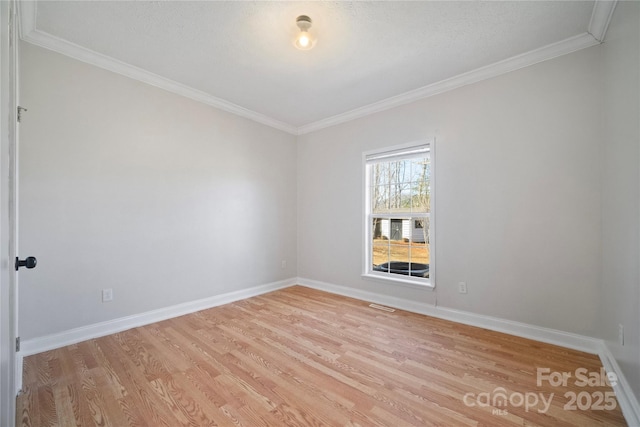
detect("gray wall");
top-left (601, 0), bottom-right (640, 399)
top-left (18, 42), bottom-right (298, 340)
top-left (297, 46), bottom-right (603, 336)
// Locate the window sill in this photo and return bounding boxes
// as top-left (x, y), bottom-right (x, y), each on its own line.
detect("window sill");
top-left (361, 273), bottom-right (435, 291)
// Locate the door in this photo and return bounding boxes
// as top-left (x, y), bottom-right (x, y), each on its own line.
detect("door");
top-left (390, 219), bottom-right (403, 241)
top-left (0, 0), bottom-right (19, 424)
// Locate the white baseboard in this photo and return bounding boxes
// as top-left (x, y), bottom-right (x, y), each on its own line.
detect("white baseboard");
top-left (20, 277), bottom-right (297, 358)
top-left (17, 275), bottom-right (640, 427)
top-left (298, 277), bottom-right (640, 426)
top-left (598, 342), bottom-right (640, 426)
top-left (297, 277), bottom-right (601, 353)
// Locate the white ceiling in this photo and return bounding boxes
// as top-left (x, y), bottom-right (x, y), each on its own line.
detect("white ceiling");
top-left (21, 1), bottom-right (612, 134)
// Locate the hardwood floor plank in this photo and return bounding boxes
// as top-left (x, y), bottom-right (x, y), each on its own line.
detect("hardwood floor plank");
top-left (92, 335), bottom-right (178, 427)
top-left (17, 286), bottom-right (627, 426)
top-left (51, 386), bottom-right (78, 427)
top-left (16, 385), bottom-right (37, 427)
top-left (35, 385), bottom-right (56, 427)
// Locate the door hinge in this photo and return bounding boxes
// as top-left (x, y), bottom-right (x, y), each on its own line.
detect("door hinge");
top-left (17, 106), bottom-right (27, 123)
top-left (15, 337), bottom-right (20, 352)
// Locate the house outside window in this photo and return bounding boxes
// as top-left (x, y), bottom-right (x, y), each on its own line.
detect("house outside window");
top-left (363, 141), bottom-right (435, 288)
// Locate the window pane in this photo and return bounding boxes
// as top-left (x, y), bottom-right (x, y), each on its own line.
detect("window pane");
top-left (371, 163), bottom-right (389, 186)
top-left (389, 243), bottom-right (410, 263)
top-left (423, 217), bottom-right (431, 245)
top-left (372, 240), bottom-right (389, 268)
top-left (399, 159), bottom-right (413, 185)
top-left (410, 181), bottom-right (429, 212)
top-left (399, 188), bottom-right (412, 213)
top-left (410, 159), bottom-right (425, 182)
top-left (371, 185), bottom-right (389, 213)
top-left (389, 161), bottom-right (405, 185)
top-left (411, 245), bottom-right (429, 278)
top-left (412, 241), bottom-right (429, 265)
top-left (371, 218), bottom-right (383, 240)
top-left (387, 219), bottom-right (404, 241)
top-left (388, 184), bottom-right (398, 211)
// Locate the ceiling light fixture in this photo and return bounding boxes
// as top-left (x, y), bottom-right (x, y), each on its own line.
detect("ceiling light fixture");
top-left (294, 15), bottom-right (315, 50)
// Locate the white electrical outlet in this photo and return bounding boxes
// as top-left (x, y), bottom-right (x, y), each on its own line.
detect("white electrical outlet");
top-left (281, 260), bottom-right (286, 269)
top-left (102, 288), bottom-right (113, 302)
top-left (618, 324), bottom-right (624, 346)
top-left (458, 282), bottom-right (467, 294)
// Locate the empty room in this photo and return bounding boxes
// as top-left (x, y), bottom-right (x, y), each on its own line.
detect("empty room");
top-left (0, 0), bottom-right (639, 426)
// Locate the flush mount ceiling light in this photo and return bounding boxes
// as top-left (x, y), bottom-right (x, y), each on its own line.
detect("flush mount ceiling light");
top-left (294, 15), bottom-right (315, 50)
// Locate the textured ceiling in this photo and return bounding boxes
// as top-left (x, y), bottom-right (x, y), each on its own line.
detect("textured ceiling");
top-left (29, 1), bottom-right (596, 130)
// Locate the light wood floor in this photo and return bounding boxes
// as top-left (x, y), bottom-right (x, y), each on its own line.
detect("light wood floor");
top-left (17, 286), bottom-right (627, 426)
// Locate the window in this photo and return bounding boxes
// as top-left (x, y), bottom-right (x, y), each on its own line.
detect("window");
top-left (363, 141), bottom-right (434, 287)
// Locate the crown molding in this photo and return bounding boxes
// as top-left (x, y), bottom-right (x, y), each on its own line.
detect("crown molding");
top-left (19, 0), bottom-right (614, 137)
top-left (297, 32), bottom-right (598, 135)
top-left (18, 2), bottom-right (297, 135)
top-left (298, 0), bottom-right (617, 135)
top-left (589, 0), bottom-right (618, 42)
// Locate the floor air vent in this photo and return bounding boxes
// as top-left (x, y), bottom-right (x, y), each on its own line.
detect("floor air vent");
top-left (368, 303), bottom-right (395, 312)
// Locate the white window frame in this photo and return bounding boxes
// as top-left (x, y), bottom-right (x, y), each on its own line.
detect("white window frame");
top-left (362, 140), bottom-right (436, 289)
